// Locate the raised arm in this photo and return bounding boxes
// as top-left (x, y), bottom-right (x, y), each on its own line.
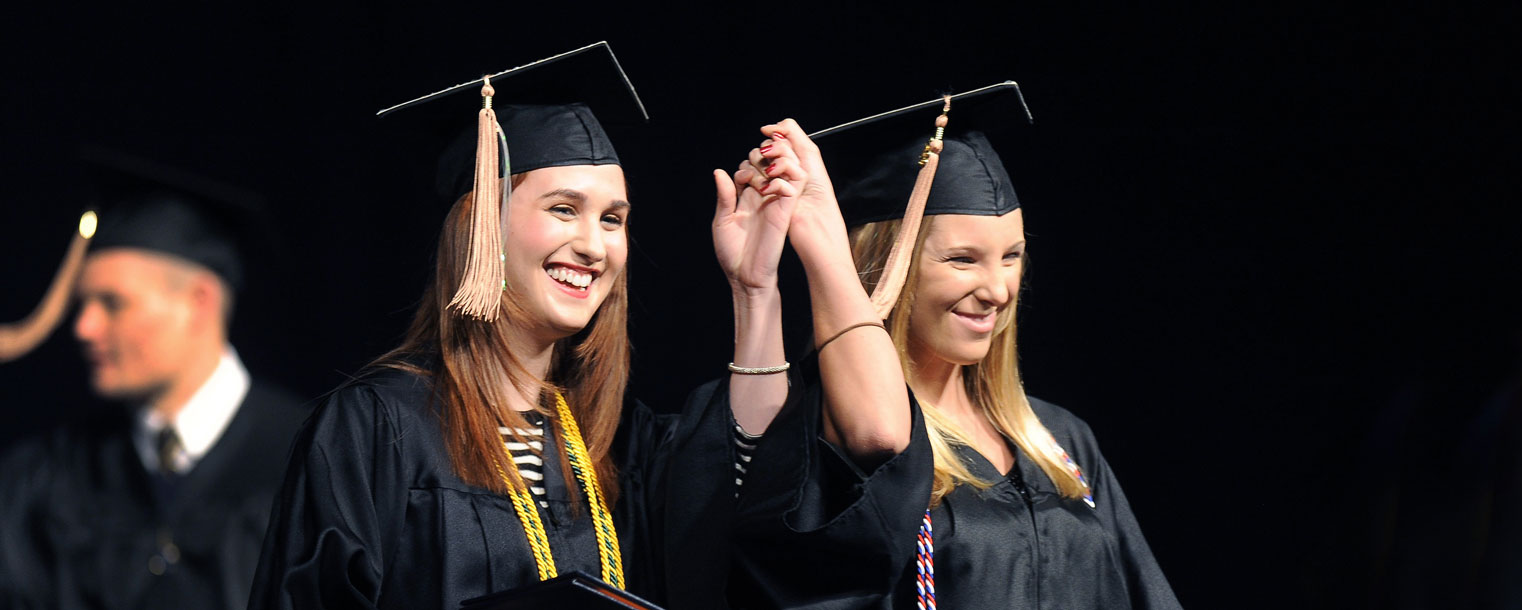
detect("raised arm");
top-left (712, 161), bottom-right (792, 435)
top-left (751, 119), bottom-right (912, 464)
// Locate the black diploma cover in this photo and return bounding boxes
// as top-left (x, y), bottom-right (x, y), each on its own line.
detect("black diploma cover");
top-left (461, 572), bottom-right (664, 610)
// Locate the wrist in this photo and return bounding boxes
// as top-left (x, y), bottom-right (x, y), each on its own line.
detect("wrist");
top-left (791, 226), bottom-right (853, 272)
top-left (732, 285), bottom-right (783, 343)
top-left (799, 249), bottom-right (861, 288)
top-left (730, 281), bottom-right (781, 306)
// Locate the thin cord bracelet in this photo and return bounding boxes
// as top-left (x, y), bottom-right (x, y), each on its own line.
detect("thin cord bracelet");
top-left (728, 362), bottom-right (791, 375)
top-left (816, 321), bottom-right (887, 353)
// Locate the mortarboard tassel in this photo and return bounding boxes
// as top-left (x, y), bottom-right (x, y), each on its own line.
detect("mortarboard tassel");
top-left (0, 211), bottom-right (97, 362)
top-left (868, 96), bottom-right (951, 319)
top-left (448, 78), bottom-right (508, 321)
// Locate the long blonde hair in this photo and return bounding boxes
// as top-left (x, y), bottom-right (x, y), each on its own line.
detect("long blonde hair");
top-left (373, 175), bottom-right (630, 507)
top-left (850, 215), bottom-right (1086, 506)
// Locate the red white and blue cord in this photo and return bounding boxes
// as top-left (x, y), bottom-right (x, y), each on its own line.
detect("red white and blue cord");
top-left (1051, 437), bottom-right (1096, 508)
top-left (916, 509), bottom-right (936, 610)
top-left (915, 439), bottom-right (1095, 609)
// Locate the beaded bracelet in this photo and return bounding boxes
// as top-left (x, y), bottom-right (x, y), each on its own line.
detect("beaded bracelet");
top-left (728, 362), bottom-right (791, 375)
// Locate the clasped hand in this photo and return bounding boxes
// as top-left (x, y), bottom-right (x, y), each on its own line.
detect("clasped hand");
top-left (711, 119), bottom-right (852, 301)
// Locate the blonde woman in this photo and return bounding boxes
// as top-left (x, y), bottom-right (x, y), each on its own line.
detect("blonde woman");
top-left (722, 84), bottom-right (1181, 609)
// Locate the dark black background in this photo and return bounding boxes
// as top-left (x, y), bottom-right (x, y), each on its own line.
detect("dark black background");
top-left (2, 2), bottom-right (1517, 608)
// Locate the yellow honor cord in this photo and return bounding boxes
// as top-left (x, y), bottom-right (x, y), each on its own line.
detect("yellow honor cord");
top-left (496, 392), bottom-right (624, 588)
top-left (553, 392), bottom-right (625, 589)
top-left (500, 463), bottom-right (558, 580)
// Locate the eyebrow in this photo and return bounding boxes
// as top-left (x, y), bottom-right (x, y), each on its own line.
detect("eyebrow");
top-left (940, 239), bottom-right (1027, 255)
top-left (539, 188), bottom-right (586, 203)
top-left (539, 188), bottom-right (630, 209)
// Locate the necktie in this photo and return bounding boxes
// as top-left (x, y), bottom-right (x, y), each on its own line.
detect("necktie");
top-left (156, 427), bottom-right (183, 476)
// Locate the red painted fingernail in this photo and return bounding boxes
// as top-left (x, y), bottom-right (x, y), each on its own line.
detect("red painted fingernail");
top-left (760, 144), bottom-right (773, 153)
top-left (771, 132), bottom-right (788, 140)
top-left (767, 163), bottom-right (781, 176)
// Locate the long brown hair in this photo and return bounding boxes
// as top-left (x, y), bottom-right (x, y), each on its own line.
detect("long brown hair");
top-left (374, 175), bottom-right (630, 506)
top-left (850, 215), bottom-right (1087, 506)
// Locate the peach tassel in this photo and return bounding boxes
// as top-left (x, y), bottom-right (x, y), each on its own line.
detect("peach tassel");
top-left (868, 95), bottom-right (952, 319)
top-left (448, 78), bottom-right (507, 321)
top-left (0, 211), bottom-right (97, 362)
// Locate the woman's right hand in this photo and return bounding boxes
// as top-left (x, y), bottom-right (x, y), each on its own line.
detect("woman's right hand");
top-left (735, 119), bottom-right (853, 269)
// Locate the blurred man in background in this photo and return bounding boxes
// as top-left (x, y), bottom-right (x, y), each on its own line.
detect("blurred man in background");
top-left (0, 154), bottom-right (310, 609)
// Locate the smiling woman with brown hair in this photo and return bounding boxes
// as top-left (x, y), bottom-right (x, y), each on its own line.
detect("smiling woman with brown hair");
top-left (247, 44), bottom-right (742, 610)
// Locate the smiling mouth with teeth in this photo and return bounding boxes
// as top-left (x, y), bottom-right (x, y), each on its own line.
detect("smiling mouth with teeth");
top-left (546, 266), bottom-right (595, 290)
top-left (954, 310), bottom-right (998, 333)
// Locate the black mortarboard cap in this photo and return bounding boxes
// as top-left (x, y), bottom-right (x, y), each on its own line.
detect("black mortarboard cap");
top-left (377, 41), bottom-right (648, 207)
top-left (811, 81), bottom-right (1033, 227)
top-left (82, 148), bottom-right (263, 291)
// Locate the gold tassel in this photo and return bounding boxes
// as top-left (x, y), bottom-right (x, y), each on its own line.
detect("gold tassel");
top-left (868, 95), bottom-right (952, 319)
top-left (0, 210), bottom-right (98, 363)
top-left (448, 77), bottom-right (507, 321)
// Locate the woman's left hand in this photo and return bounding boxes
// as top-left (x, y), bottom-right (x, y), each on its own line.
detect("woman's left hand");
top-left (711, 143), bottom-right (797, 298)
top-left (714, 140), bottom-right (797, 436)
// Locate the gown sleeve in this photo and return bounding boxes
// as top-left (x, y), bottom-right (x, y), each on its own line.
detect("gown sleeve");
top-left (716, 352), bottom-right (934, 609)
top-left (608, 399), bottom-right (687, 606)
top-left (622, 388), bottom-right (744, 610)
top-left (0, 437), bottom-right (57, 610)
top-left (247, 383), bottom-right (410, 610)
top-left (1058, 412), bottom-right (1183, 610)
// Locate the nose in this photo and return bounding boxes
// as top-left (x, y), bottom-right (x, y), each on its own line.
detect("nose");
top-left (974, 266), bottom-right (1012, 309)
top-left (74, 301), bottom-right (102, 343)
top-left (571, 218), bottom-right (607, 264)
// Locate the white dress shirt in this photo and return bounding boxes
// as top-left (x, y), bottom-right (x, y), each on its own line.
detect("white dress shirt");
top-left (133, 346), bottom-right (251, 475)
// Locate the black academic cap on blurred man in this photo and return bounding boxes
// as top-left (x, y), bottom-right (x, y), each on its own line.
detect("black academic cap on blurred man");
top-left (83, 147), bottom-right (266, 292)
top-left (811, 81), bottom-right (1033, 228)
top-left (0, 149), bottom-right (264, 362)
top-left (375, 41), bottom-right (647, 321)
top-left (808, 81), bottom-right (1032, 318)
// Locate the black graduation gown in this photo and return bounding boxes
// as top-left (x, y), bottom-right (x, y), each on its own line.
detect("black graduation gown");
top-left (713, 354), bottom-right (1181, 609)
top-left (246, 367), bottom-right (733, 610)
top-left (906, 398), bottom-right (1181, 610)
top-left (0, 382), bottom-right (311, 610)
top-left (687, 363), bottom-right (933, 610)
